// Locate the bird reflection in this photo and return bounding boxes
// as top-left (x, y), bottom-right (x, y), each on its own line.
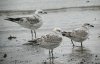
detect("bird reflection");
top-left (68, 47), bottom-right (94, 64)
top-left (43, 52), bottom-right (58, 64)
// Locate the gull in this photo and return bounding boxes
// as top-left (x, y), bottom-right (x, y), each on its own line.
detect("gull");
top-left (24, 28), bottom-right (62, 64)
top-left (62, 23), bottom-right (94, 47)
top-left (5, 9), bottom-right (47, 40)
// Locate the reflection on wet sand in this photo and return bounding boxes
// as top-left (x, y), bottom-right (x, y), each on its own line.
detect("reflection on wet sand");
top-left (68, 47), bottom-right (96, 64)
top-left (42, 53), bottom-right (63, 64)
top-left (40, 45), bottom-right (61, 64)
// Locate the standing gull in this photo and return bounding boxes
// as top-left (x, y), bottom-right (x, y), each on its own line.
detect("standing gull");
top-left (24, 28), bottom-right (62, 64)
top-left (5, 9), bottom-right (47, 40)
top-left (62, 23), bottom-right (94, 47)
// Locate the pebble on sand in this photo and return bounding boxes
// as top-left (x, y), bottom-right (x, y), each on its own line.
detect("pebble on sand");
top-left (8, 35), bottom-right (16, 40)
top-left (3, 53), bottom-right (7, 58)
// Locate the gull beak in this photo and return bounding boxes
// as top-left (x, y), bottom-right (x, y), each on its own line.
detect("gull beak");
top-left (43, 11), bottom-right (47, 14)
top-left (90, 25), bottom-right (94, 27)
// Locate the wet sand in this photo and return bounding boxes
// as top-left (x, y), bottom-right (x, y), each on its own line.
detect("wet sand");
top-left (0, 8), bottom-right (100, 64)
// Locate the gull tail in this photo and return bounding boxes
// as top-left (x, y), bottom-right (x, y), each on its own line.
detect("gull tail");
top-left (62, 31), bottom-right (72, 37)
top-left (5, 17), bottom-right (21, 22)
top-left (23, 38), bottom-right (40, 45)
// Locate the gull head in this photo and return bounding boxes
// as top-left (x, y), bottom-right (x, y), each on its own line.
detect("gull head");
top-left (35, 9), bottom-right (47, 15)
top-left (53, 27), bottom-right (62, 35)
top-left (83, 23), bottom-right (94, 28)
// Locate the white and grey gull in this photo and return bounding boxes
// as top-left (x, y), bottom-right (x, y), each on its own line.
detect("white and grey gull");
top-left (62, 23), bottom-right (94, 47)
top-left (24, 28), bottom-right (62, 64)
top-left (5, 9), bottom-right (47, 41)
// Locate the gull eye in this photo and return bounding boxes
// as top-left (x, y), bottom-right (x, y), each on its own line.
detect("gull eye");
top-left (90, 25), bottom-right (94, 27)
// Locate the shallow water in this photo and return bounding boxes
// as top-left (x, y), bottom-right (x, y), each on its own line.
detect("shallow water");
top-left (0, 9), bottom-right (100, 64)
top-left (0, 0), bottom-right (100, 10)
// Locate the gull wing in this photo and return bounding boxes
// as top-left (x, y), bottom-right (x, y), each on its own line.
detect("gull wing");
top-left (41, 34), bottom-right (62, 43)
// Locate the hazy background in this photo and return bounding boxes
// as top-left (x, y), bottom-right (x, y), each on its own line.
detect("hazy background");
top-left (0, 0), bottom-right (100, 10)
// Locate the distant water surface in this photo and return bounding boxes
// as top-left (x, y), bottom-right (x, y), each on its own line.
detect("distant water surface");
top-left (0, 0), bottom-right (100, 10)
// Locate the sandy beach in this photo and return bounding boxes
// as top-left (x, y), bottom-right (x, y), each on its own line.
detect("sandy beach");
top-left (0, 8), bottom-right (100, 64)
top-left (0, 0), bottom-right (100, 64)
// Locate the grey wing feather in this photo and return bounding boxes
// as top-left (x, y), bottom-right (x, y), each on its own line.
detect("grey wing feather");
top-left (41, 34), bottom-right (62, 43)
top-left (20, 16), bottom-right (40, 24)
top-left (72, 30), bottom-right (88, 38)
top-left (26, 17), bottom-right (40, 24)
top-left (62, 30), bottom-right (88, 38)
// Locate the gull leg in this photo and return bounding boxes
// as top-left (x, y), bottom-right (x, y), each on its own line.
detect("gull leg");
top-left (81, 42), bottom-right (83, 47)
top-left (31, 30), bottom-right (33, 40)
top-left (49, 49), bottom-right (51, 64)
top-left (80, 42), bottom-right (84, 51)
top-left (51, 49), bottom-right (54, 64)
top-left (71, 39), bottom-right (75, 46)
top-left (49, 49), bottom-right (51, 59)
top-left (34, 30), bottom-right (36, 38)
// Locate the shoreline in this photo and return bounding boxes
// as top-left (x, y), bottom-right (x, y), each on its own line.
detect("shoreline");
top-left (0, 5), bottom-right (100, 16)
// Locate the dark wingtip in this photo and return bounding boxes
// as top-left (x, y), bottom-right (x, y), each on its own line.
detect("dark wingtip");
top-left (62, 31), bottom-right (66, 36)
top-left (62, 31), bottom-right (72, 37)
top-left (23, 39), bottom-right (38, 45)
top-left (62, 33), bottom-right (66, 36)
top-left (4, 17), bottom-right (19, 22)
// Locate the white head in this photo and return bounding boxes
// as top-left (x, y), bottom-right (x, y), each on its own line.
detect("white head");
top-left (53, 27), bottom-right (62, 35)
top-left (35, 9), bottom-right (47, 15)
top-left (83, 23), bottom-right (94, 29)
